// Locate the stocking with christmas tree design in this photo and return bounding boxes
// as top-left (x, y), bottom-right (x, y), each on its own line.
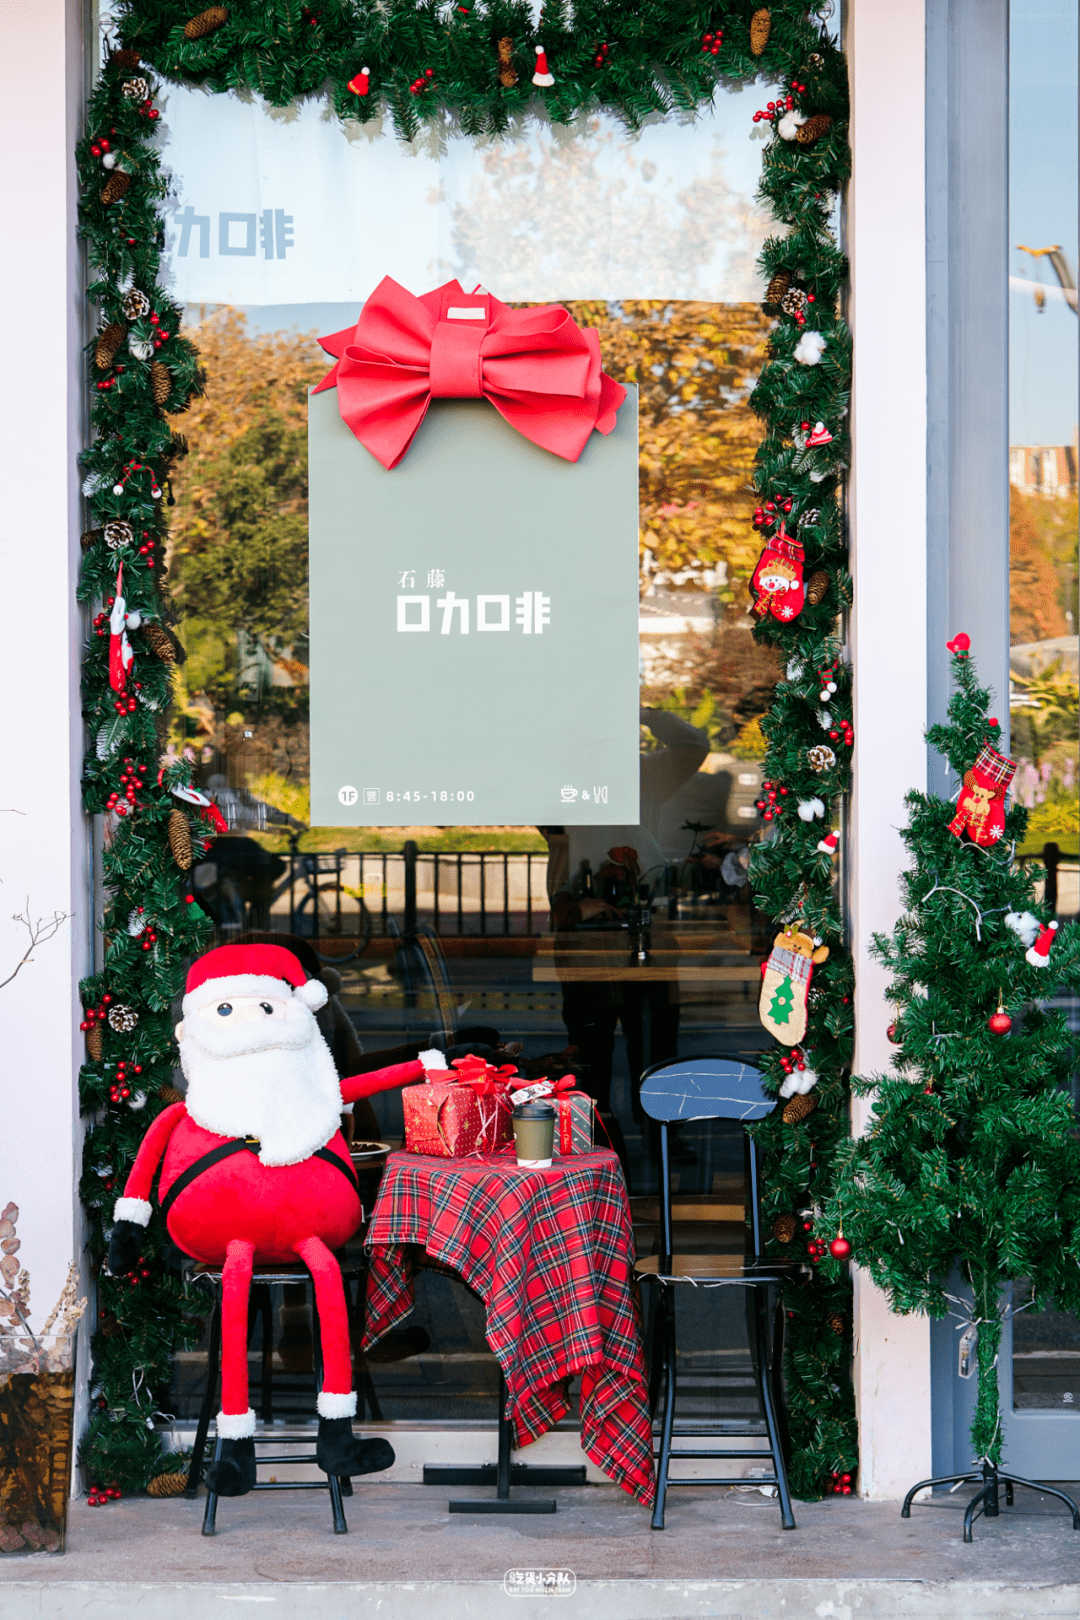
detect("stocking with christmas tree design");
top-left (759, 926), bottom-right (829, 1045)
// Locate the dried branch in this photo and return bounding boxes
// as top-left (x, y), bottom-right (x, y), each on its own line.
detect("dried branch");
top-left (0, 901), bottom-right (71, 991)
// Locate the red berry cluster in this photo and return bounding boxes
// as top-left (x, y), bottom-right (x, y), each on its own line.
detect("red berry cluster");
top-left (788, 295), bottom-right (817, 328)
top-left (753, 495), bottom-right (793, 531)
top-left (593, 41), bottom-right (611, 68)
top-left (754, 779), bottom-right (788, 822)
top-left (94, 369), bottom-right (125, 392)
top-left (752, 79), bottom-right (807, 124)
top-left (700, 30), bottom-right (723, 54)
top-left (108, 1059), bottom-right (144, 1104)
top-left (80, 993), bottom-right (113, 1033)
top-left (87, 1484), bottom-right (122, 1506)
top-left (779, 1046), bottom-right (808, 1077)
top-left (829, 1471), bottom-right (853, 1496)
top-left (88, 136), bottom-right (112, 158)
top-left (123, 1252), bottom-right (152, 1288)
top-left (147, 311), bottom-right (172, 354)
top-left (408, 68), bottom-right (436, 94)
top-left (827, 717), bottom-right (853, 749)
top-left (805, 1225), bottom-right (829, 1263)
top-left (139, 535), bottom-right (157, 563)
top-left (106, 757), bottom-right (149, 815)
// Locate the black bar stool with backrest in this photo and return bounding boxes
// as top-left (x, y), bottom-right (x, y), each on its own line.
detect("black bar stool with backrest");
top-left (635, 1056), bottom-right (800, 1531)
top-left (187, 1257), bottom-right (368, 1535)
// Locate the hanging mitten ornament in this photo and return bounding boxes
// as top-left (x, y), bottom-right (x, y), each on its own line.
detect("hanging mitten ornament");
top-left (172, 783), bottom-right (229, 835)
top-left (108, 566), bottom-right (140, 694)
top-left (946, 744), bottom-right (1016, 846)
top-left (750, 526), bottom-right (805, 622)
top-left (759, 924), bottom-right (829, 1045)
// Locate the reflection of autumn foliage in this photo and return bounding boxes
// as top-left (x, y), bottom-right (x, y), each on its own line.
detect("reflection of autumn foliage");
top-left (166, 310), bottom-right (325, 697)
top-left (564, 301), bottom-right (771, 592)
top-left (641, 624), bottom-right (782, 744)
top-left (1010, 486), bottom-right (1077, 643)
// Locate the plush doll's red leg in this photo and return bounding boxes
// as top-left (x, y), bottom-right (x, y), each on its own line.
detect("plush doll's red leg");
top-left (204, 1238), bottom-right (258, 1497)
top-left (294, 1234), bottom-right (397, 1479)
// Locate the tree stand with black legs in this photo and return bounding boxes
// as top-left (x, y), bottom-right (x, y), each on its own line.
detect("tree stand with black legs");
top-left (902, 1461), bottom-right (1080, 1543)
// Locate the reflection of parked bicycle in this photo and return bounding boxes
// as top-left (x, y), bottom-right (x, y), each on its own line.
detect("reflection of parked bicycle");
top-left (268, 832), bottom-right (371, 964)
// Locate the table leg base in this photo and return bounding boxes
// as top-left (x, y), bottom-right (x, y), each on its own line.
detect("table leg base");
top-left (423, 1464), bottom-right (586, 1487)
top-left (448, 1498), bottom-right (557, 1514)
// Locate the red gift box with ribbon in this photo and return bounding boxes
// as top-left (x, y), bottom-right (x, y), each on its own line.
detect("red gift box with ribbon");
top-left (402, 1058), bottom-right (516, 1157)
top-left (510, 1075), bottom-right (595, 1155)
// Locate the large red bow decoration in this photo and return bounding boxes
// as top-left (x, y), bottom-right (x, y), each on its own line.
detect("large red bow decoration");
top-left (314, 277), bottom-right (626, 470)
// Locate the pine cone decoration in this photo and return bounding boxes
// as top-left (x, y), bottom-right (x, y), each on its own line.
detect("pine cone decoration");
top-left (807, 744), bottom-right (836, 774)
top-left (81, 528), bottom-right (103, 553)
top-left (749, 8), bottom-right (771, 56)
top-left (805, 571), bottom-right (829, 606)
top-left (142, 623), bottom-right (177, 663)
top-left (496, 37), bottom-right (518, 88)
top-left (765, 268), bottom-right (791, 307)
top-left (184, 6), bottom-right (229, 40)
top-left (98, 1313), bottom-right (121, 1338)
top-left (826, 1311), bottom-right (845, 1338)
top-left (168, 808), bottom-right (193, 871)
top-left (147, 1471), bottom-right (189, 1498)
top-left (772, 1213), bottom-right (796, 1244)
top-left (798, 507), bottom-right (822, 530)
top-left (781, 288), bottom-right (809, 317)
top-left (122, 288), bottom-right (150, 320)
top-left (158, 1083), bottom-right (184, 1105)
top-left (100, 171), bottom-right (132, 206)
top-left (151, 362), bottom-right (172, 406)
top-left (104, 521), bottom-right (134, 551)
top-left (86, 1026), bottom-right (104, 1062)
top-left (796, 114), bottom-right (834, 146)
top-left (782, 1091), bottom-right (818, 1125)
top-left (108, 1003), bottom-right (139, 1033)
top-left (95, 323), bottom-right (128, 370)
top-left (110, 49), bottom-right (142, 70)
top-left (121, 77), bottom-right (150, 102)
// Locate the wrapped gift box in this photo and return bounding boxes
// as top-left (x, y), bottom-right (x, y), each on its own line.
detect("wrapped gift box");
top-left (511, 1078), bottom-right (595, 1155)
top-left (403, 1071), bottom-right (514, 1157)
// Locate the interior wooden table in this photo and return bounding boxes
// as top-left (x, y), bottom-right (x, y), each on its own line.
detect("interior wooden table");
top-left (533, 917), bottom-right (763, 986)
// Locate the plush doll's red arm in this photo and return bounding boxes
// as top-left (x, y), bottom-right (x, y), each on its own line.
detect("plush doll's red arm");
top-left (339, 1056), bottom-right (428, 1104)
top-left (107, 1101), bottom-right (187, 1274)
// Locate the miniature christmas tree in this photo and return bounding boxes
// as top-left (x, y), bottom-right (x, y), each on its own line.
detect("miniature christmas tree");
top-left (827, 639), bottom-right (1080, 1473)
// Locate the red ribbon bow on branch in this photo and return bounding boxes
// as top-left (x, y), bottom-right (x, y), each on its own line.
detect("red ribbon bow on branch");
top-left (314, 277), bottom-right (627, 470)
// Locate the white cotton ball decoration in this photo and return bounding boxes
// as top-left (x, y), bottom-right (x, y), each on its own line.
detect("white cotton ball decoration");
top-left (1005, 910), bottom-right (1040, 948)
top-left (129, 337), bottom-right (154, 360)
top-left (794, 330), bottom-right (827, 365)
top-left (798, 797), bottom-right (826, 822)
top-left (780, 1066), bottom-right (819, 1099)
top-left (126, 608), bottom-right (141, 630)
top-left (102, 152), bottom-right (117, 169)
top-left (778, 110), bottom-right (807, 141)
top-left (127, 1091), bottom-right (147, 1111)
top-left (112, 483), bottom-right (125, 496)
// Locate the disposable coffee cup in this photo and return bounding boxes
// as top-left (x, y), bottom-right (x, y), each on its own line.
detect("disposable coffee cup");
top-left (512, 1100), bottom-right (556, 1168)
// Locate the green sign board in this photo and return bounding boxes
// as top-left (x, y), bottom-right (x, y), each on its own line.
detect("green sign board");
top-left (308, 387), bottom-right (640, 826)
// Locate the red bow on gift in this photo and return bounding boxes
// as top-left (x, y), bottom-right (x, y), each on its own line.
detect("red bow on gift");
top-left (314, 277), bottom-right (627, 470)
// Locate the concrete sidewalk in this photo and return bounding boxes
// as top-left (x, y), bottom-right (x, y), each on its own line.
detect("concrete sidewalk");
top-left (3, 1479), bottom-right (1080, 1618)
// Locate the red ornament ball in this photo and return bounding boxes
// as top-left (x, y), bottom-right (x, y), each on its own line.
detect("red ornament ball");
top-left (829, 1236), bottom-right (852, 1260)
top-left (988, 1009), bottom-right (1012, 1035)
top-left (886, 1022), bottom-right (901, 1044)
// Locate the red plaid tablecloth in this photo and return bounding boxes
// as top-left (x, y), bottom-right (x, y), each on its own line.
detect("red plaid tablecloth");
top-left (363, 1147), bottom-right (656, 1507)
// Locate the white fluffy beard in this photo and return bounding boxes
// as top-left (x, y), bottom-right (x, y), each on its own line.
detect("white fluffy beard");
top-left (179, 1013), bottom-right (344, 1167)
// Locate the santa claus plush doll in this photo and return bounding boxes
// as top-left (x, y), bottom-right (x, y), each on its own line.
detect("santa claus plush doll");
top-left (107, 943), bottom-right (439, 1498)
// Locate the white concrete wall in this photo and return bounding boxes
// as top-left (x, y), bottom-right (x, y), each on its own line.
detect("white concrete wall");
top-left (847, 0), bottom-right (934, 1497)
top-left (0, 0), bottom-right (89, 1387)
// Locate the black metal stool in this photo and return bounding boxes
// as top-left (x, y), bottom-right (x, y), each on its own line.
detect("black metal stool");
top-left (186, 1259), bottom-right (369, 1535)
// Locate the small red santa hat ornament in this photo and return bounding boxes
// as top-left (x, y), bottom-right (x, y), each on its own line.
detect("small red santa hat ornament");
top-left (348, 66), bottom-right (370, 96)
top-left (182, 943), bottom-right (329, 1015)
top-left (532, 44), bottom-right (554, 86)
top-left (817, 829), bottom-right (840, 856)
top-left (1025, 919), bottom-right (1059, 969)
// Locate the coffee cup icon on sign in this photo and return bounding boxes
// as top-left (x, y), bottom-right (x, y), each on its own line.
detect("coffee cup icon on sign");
top-left (561, 786), bottom-right (578, 802)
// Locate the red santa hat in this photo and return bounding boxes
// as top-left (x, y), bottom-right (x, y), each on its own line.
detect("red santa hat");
top-left (817, 829), bottom-right (840, 856)
top-left (182, 944), bottom-right (329, 1015)
top-left (1025, 919), bottom-right (1059, 969)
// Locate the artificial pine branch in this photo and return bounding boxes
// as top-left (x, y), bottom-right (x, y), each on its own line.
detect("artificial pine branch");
top-left (824, 644), bottom-right (1080, 1467)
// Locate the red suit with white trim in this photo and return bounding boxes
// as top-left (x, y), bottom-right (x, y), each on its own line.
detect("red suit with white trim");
top-left (108, 943), bottom-right (434, 1497)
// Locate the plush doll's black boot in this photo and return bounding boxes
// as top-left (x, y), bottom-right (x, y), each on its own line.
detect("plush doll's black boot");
top-left (316, 1418), bottom-right (395, 1477)
top-left (204, 1438), bottom-right (257, 1497)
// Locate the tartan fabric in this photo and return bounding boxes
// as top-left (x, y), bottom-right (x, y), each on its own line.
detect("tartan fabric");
top-left (363, 1147), bottom-right (656, 1507)
top-left (972, 744), bottom-right (1017, 789)
top-left (767, 944), bottom-right (813, 990)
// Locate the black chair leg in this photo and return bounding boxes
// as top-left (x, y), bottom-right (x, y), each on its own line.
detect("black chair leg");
top-left (187, 1293), bottom-right (222, 1498)
top-left (754, 1286), bottom-right (796, 1530)
top-left (201, 1438), bottom-right (221, 1536)
top-left (256, 1283), bottom-right (274, 1424)
top-left (651, 1304), bottom-right (677, 1531)
top-left (769, 1289), bottom-right (794, 1477)
top-left (646, 1283), bottom-right (667, 1420)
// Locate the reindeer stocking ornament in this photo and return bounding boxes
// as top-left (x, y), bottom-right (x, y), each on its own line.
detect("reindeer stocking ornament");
top-left (759, 925), bottom-right (829, 1046)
